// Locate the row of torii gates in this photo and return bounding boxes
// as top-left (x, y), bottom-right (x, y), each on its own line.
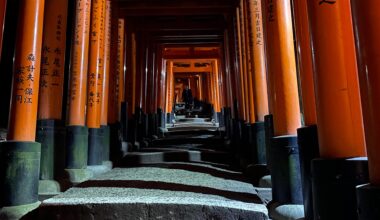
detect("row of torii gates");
top-left (0, 0), bottom-right (380, 219)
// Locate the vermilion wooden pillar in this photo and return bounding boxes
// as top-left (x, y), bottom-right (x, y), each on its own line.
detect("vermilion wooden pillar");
top-left (263, 0), bottom-right (301, 136)
top-left (263, 0), bottom-right (303, 205)
top-left (223, 29), bottom-right (235, 118)
top-left (211, 60), bottom-right (221, 113)
top-left (100, 0), bottom-right (111, 163)
top-left (117, 19), bottom-right (125, 121)
top-left (293, 0), bottom-right (316, 127)
top-left (65, 0), bottom-right (91, 171)
top-left (107, 2), bottom-right (121, 162)
top-left (247, 0), bottom-right (270, 165)
top-left (307, 1), bottom-right (368, 219)
top-left (131, 33), bottom-right (137, 116)
top-left (107, 3), bottom-right (118, 125)
top-left (239, 0), bottom-right (251, 123)
top-left (101, 0), bottom-right (111, 128)
top-left (231, 15), bottom-right (243, 121)
top-left (248, 0), bottom-right (269, 122)
top-left (86, 0), bottom-right (105, 130)
top-left (243, 0), bottom-right (256, 124)
top-left (7, 1), bottom-right (46, 141)
top-left (308, 0), bottom-right (365, 159)
top-left (351, 1), bottom-right (380, 219)
top-left (0, 0), bottom-right (45, 212)
top-left (236, 7), bottom-right (247, 121)
top-left (292, 0), bottom-right (319, 218)
top-left (0, 0), bottom-right (6, 60)
top-left (86, 0), bottom-right (106, 166)
top-left (351, 0), bottom-right (380, 187)
top-left (165, 61), bottom-right (174, 115)
top-left (36, 0), bottom-right (68, 186)
top-left (38, 0), bottom-right (68, 122)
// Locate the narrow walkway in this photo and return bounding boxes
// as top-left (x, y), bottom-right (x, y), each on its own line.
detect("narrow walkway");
top-left (30, 130), bottom-right (269, 219)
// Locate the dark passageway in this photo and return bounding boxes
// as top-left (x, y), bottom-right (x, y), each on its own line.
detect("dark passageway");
top-left (0, 0), bottom-right (380, 220)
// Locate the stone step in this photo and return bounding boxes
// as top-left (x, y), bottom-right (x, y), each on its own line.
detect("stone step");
top-left (119, 150), bottom-right (234, 167)
top-left (34, 167), bottom-right (269, 220)
top-left (152, 135), bottom-right (225, 146)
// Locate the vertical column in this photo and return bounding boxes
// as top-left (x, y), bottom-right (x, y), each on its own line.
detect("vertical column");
top-left (308, 0), bottom-right (365, 158)
top-left (292, 1), bottom-right (319, 218)
top-left (107, 3), bottom-right (121, 161)
top-left (264, 0), bottom-right (301, 136)
top-left (239, 0), bottom-right (251, 123)
top-left (87, 0), bottom-right (106, 166)
top-left (36, 0), bottom-right (68, 190)
top-left (211, 60), bottom-right (221, 113)
top-left (248, 0), bottom-right (269, 122)
top-left (100, 0), bottom-right (111, 164)
top-left (65, 0), bottom-right (91, 171)
top-left (292, 0), bottom-right (317, 127)
top-left (248, 0), bottom-right (270, 165)
top-left (236, 7), bottom-right (246, 122)
top-left (117, 19), bottom-right (125, 121)
top-left (0, 0), bottom-right (45, 213)
top-left (351, 2), bottom-right (380, 219)
top-left (131, 33), bottom-right (137, 116)
top-left (165, 61), bottom-right (174, 121)
top-left (107, 5), bottom-right (118, 126)
top-left (263, 0), bottom-right (302, 205)
top-left (307, 1), bottom-right (368, 219)
top-left (243, 0), bottom-right (256, 124)
top-left (0, 0), bottom-right (6, 60)
top-left (351, 0), bottom-right (380, 187)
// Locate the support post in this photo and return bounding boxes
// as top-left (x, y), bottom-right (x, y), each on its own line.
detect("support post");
top-left (247, 0), bottom-right (269, 166)
top-left (100, 0), bottom-right (112, 170)
top-left (65, 0), bottom-right (91, 183)
top-left (351, 1), bottom-right (380, 219)
top-left (236, 7), bottom-right (246, 122)
top-left (263, 0), bottom-right (303, 205)
top-left (307, 0), bottom-right (368, 219)
top-left (86, 0), bottom-right (106, 166)
top-left (0, 0), bottom-right (45, 218)
top-left (292, 0), bottom-right (319, 218)
top-left (0, 0), bottom-right (6, 60)
top-left (36, 0), bottom-right (68, 195)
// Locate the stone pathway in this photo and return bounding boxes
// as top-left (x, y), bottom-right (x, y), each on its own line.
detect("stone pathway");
top-left (26, 129), bottom-right (270, 219)
top-left (37, 164), bottom-right (268, 219)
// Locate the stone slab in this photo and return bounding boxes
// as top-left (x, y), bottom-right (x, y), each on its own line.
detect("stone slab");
top-left (270, 205), bottom-right (305, 220)
top-left (259, 175), bottom-right (272, 188)
top-left (39, 166), bottom-right (269, 219)
top-left (0, 202), bottom-right (40, 220)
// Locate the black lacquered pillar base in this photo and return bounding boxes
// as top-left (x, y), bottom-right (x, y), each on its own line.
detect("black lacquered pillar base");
top-left (312, 157), bottom-right (369, 220)
top-left (270, 135), bottom-right (303, 204)
top-left (297, 125), bottom-right (319, 220)
top-left (357, 184), bottom-right (380, 220)
top-left (0, 142), bottom-right (41, 208)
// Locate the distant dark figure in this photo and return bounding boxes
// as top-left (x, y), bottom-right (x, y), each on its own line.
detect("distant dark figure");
top-left (182, 85), bottom-right (193, 109)
top-left (194, 97), bottom-right (201, 109)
